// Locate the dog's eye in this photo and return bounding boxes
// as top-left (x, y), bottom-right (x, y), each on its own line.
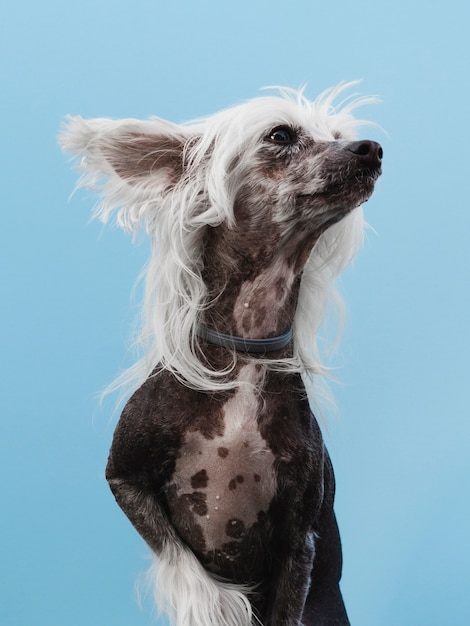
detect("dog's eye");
top-left (267, 126), bottom-right (296, 145)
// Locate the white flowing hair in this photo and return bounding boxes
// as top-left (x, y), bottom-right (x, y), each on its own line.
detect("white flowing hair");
top-left (60, 83), bottom-right (377, 399)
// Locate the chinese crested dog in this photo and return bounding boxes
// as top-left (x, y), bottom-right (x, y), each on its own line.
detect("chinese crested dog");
top-left (60, 84), bottom-right (382, 625)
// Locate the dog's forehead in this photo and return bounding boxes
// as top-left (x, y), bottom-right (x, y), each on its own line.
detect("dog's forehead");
top-left (199, 93), bottom-right (360, 143)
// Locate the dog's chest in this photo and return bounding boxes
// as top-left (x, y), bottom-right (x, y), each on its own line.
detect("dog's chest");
top-left (164, 364), bottom-right (277, 565)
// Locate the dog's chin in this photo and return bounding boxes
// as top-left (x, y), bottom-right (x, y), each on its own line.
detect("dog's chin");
top-left (346, 174), bottom-right (379, 207)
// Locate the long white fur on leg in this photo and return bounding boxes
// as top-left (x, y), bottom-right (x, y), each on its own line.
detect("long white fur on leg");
top-left (147, 543), bottom-right (255, 626)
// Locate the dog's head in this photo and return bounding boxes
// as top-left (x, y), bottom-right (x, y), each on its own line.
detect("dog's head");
top-left (59, 84), bottom-right (381, 240)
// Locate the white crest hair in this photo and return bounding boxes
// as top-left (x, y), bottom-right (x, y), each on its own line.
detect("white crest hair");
top-left (60, 83), bottom-right (377, 398)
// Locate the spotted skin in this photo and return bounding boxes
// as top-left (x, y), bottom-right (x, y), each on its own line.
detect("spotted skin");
top-left (163, 364), bottom-right (278, 576)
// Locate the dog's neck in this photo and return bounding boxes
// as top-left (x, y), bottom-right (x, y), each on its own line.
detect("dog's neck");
top-left (202, 224), bottom-right (317, 343)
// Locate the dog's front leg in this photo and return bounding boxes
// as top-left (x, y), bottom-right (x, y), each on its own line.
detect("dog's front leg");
top-left (301, 453), bottom-right (350, 626)
top-left (106, 472), bottom-right (178, 555)
top-left (106, 473), bottom-right (254, 626)
top-left (267, 529), bottom-right (316, 626)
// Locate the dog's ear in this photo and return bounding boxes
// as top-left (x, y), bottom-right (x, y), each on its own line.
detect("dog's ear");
top-left (59, 116), bottom-right (189, 185)
top-left (102, 132), bottom-right (184, 184)
top-left (59, 116), bottom-right (191, 230)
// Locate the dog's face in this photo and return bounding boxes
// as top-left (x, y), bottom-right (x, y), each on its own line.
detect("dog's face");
top-left (230, 119), bottom-right (382, 243)
top-left (186, 94), bottom-right (383, 274)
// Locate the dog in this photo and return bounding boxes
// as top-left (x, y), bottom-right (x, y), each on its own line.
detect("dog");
top-left (60, 84), bottom-right (382, 626)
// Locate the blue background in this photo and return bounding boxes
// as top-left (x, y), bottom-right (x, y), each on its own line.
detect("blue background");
top-left (2, 1), bottom-right (469, 624)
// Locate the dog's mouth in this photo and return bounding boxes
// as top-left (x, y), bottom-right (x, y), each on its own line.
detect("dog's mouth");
top-left (298, 167), bottom-right (381, 206)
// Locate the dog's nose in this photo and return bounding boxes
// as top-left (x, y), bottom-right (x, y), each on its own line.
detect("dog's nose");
top-left (348, 140), bottom-right (383, 169)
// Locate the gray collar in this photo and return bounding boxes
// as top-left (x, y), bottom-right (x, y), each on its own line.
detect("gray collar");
top-left (196, 324), bottom-right (293, 354)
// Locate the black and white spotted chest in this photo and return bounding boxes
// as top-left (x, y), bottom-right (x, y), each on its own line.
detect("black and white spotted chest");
top-left (163, 364), bottom-right (277, 571)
